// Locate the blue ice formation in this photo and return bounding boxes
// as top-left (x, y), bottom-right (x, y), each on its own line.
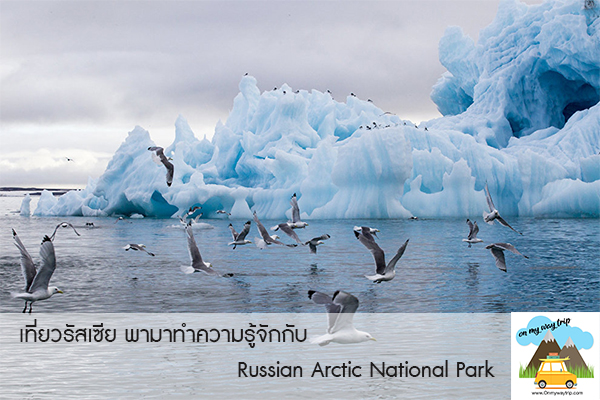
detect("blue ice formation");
top-left (33, 0), bottom-right (599, 219)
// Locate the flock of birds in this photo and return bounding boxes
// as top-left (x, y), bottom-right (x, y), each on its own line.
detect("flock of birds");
top-left (11, 165), bottom-right (528, 345)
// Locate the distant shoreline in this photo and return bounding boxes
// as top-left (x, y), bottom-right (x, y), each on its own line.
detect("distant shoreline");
top-left (0, 187), bottom-right (75, 196)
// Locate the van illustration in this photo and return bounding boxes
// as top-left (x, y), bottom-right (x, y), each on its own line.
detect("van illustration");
top-left (534, 353), bottom-right (577, 389)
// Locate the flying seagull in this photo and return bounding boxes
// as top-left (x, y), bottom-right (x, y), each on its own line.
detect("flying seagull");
top-left (483, 182), bottom-right (522, 235)
top-left (217, 210), bottom-right (231, 216)
top-left (124, 244), bottom-right (155, 256)
top-left (355, 226), bottom-right (409, 283)
top-left (253, 211), bottom-right (296, 249)
top-left (463, 219), bottom-right (483, 247)
top-left (485, 242), bottom-right (529, 272)
top-left (272, 222), bottom-right (304, 245)
top-left (288, 193), bottom-right (308, 229)
top-left (148, 146), bottom-right (174, 187)
top-left (50, 222), bottom-right (81, 241)
top-left (12, 230), bottom-right (63, 313)
top-left (353, 226), bottom-right (379, 237)
top-left (308, 290), bottom-right (376, 346)
top-left (304, 234), bottom-right (331, 254)
top-left (181, 221), bottom-right (230, 276)
top-left (229, 221), bottom-right (252, 249)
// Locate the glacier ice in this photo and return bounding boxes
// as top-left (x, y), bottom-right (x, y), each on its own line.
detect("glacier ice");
top-left (32, 0), bottom-right (600, 219)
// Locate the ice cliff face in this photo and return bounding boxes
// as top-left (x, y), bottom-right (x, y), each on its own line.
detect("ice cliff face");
top-left (33, 0), bottom-right (599, 219)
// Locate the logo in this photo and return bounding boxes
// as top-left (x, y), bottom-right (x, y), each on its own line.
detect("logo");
top-left (511, 313), bottom-right (599, 399)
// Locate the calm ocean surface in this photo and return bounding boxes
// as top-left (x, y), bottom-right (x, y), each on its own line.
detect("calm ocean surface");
top-left (0, 193), bottom-right (598, 313)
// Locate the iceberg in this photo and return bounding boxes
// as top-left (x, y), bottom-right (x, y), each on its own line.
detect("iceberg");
top-left (32, 0), bottom-right (599, 219)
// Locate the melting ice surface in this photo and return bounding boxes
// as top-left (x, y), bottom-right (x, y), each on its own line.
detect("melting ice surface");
top-left (32, 0), bottom-right (599, 219)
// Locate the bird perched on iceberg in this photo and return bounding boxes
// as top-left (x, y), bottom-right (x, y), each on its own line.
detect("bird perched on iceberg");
top-left (485, 242), bottom-right (528, 272)
top-left (463, 219), bottom-right (483, 247)
top-left (12, 229), bottom-right (63, 313)
top-left (148, 146), bottom-right (174, 187)
top-left (483, 182), bottom-right (522, 235)
top-left (308, 290), bottom-right (376, 346)
top-left (355, 226), bottom-right (409, 283)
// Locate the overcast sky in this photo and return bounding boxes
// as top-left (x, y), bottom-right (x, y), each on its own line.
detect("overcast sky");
top-left (0, 0), bottom-right (543, 188)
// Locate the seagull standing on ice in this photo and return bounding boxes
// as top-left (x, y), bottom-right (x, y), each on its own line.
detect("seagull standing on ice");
top-left (483, 182), bottom-right (522, 235)
top-left (181, 221), bottom-right (230, 276)
top-left (308, 290), bottom-right (376, 346)
top-left (485, 242), bottom-right (528, 272)
top-left (304, 234), bottom-right (331, 254)
top-left (124, 244), bottom-right (155, 256)
top-left (228, 221), bottom-right (252, 249)
top-left (12, 230), bottom-right (63, 313)
top-left (463, 219), bottom-right (483, 247)
top-left (148, 146), bottom-right (174, 187)
top-left (355, 226), bottom-right (409, 283)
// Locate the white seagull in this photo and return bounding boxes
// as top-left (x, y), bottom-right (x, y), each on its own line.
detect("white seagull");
top-left (12, 230), bottom-right (63, 313)
top-left (353, 225), bottom-right (379, 238)
top-left (308, 290), bottom-right (376, 346)
top-left (253, 211), bottom-right (296, 249)
top-left (355, 226), bottom-right (409, 283)
top-left (483, 182), bottom-right (522, 235)
top-left (124, 244), bottom-right (155, 256)
top-left (50, 222), bottom-right (81, 241)
top-left (304, 234), bottom-right (331, 254)
top-left (181, 221), bottom-right (230, 276)
top-left (271, 193), bottom-right (309, 230)
top-left (148, 146), bottom-right (174, 187)
top-left (463, 219), bottom-right (483, 247)
top-left (272, 222), bottom-right (304, 245)
top-left (485, 242), bottom-right (529, 272)
top-left (228, 220), bottom-right (252, 249)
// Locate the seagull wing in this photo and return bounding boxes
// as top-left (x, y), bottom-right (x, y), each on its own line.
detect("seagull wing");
top-left (253, 212), bottom-right (271, 242)
top-left (185, 222), bottom-right (205, 269)
top-left (489, 247), bottom-right (507, 272)
top-left (494, 242), bottom-right (528, 258)
top-left (309, 290), bottom-right (341, 334)
top-left (236, 221), bottom-right (252, 241)
top-left (228, 224), bottom-right (238, 241)
top-left (277, 223), bottom-right (303, 244)
top-left (28, 236), bottom-right (57, 292)
top-left (484, 182), bottom-right (496, 212)
top-left (12, 229), bottom-right (36, 292)
top-left (356, 230), bottom-right (386, 275)
top-left (308, 243), bottom-right (317, 254)
top-left (496, 216), bottom-right (522, 235)
top-left (290, 194), bottom-right (300, 223)
top-left (330, 290), bottom-right (359, 333)
top-left (384, 239), bottom-right (409, 274)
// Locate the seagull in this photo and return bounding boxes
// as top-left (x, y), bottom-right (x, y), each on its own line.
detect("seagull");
top-left (304, 234), bottom-right (331, 254)
top-left (85, 222), bottom-right (95, 228)
top-left (123, 244), bottom-right (155, 256)
top-left (353, 226), bottom-right (379, 238)
top-left (50, 222), bottom-right (81, 241)
top-left (12, 230), bottom-right (63, 313)
top-left (485, 242), bottom-right (529, 272)
top-left (228, 221), bottom-right (252, 249)
top-left (217, 210), bottom-right (231, 216)
top-left (307, 290), bottom-right (376, 346)
top-left (115, 216), bottom-right (131, 224)
top-left (181, 221), bottom-right (230, 276)
top-left (463, 219), bottom-right (483, 247)
top-left (483, 182), bottom-right (522, 235)
top-left (148, 146), bottom-right (174, 187)
top-left (355, 227), bottom-right (409, 283)
top-left (288, 193), bottom-right (308, 229)
top-left (253, 211), bottom-right (296, 249)
top-left (272, 223), bottom-right (304, 245)
top-left (65, 157), bottom-right (74, 162)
